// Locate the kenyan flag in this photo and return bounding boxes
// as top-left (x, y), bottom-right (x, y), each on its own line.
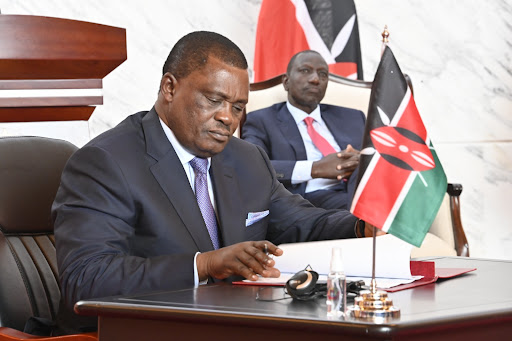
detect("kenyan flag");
top-left (350, 46), bottom-right (447, 247)
top-left (253, 0), bottom-right (363, 81)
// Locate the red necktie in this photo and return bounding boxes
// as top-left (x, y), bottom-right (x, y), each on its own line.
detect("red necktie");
top-left (304, 116), bottom-right (336, 156)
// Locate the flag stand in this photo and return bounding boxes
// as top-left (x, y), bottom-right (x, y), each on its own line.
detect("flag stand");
top-left (346, 226), bottom-right (400, 321)
top-left (346, 25), bottom-right (401, 322)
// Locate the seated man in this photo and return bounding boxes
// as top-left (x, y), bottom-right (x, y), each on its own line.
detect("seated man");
top-left (52, 32), bottom-right (373, 335)
top-left (242, 50), bottom-right (365, 210)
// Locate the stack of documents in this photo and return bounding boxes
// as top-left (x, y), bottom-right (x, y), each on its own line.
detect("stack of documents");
top-left (274, 234), bottom-right (414, 279)
top-left (240, 235), bottom-right (422, 288)
top-left (235, 234), bottom-right (476, 290)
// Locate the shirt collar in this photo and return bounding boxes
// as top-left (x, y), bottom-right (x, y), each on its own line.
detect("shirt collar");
top-left (159, 118), bottom-right (211, 169)
top-left (286, 101), bottom-right (322, 124)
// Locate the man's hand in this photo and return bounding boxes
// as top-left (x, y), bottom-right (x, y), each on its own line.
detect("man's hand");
top-left (196, 241), bottom-right (283, 282)
top-left (311, 144), bottom-right (360, 180)
top-left (364, 221), bottom-right (387, 237)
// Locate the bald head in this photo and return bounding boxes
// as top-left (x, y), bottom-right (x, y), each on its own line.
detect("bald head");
top-left (286, 50), bottom-right (326, 75)
top-left (283, 50), bottom-right (329, 113)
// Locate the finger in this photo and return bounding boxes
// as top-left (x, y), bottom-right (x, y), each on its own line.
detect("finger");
top-left (273, 247), bottom-right (283, 257)
top-left (239, 244), bottom-right (275, 277)
top-left (240, 268), bottom-right (260, 281)
top-left (263, 267), bottom-right (281, 278)
top-left (258, 243), bottom-right (275, 266)
top-left (257, 241), bottom-right (282, 258)
top-left (235, 254), bottom-right (264, 281)
top-left (338, 152), bottom-right (355, 160)
top-left (254, 242), bottom-right (283, 278)
top-left (364, 223), bottom-right (387, 237)
top-left (346, 144), bottom-right (355, 152)
top-left (244, 266), bottom-right (280, 279)
top-left (249, 242), bottom-right (283, 276)
top-left (338, 160), bottom-right (359, 171)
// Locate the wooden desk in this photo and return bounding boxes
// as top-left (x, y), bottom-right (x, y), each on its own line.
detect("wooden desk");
top-left (75, 257), bottom-right (512, 340)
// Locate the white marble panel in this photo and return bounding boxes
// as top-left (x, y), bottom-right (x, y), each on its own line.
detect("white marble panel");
top-left (356, 0), bottom-right (512, 143)
top-left (0, 0), bottom-right (262, 136)
top-left (437, 142), bottom-right (512, 259)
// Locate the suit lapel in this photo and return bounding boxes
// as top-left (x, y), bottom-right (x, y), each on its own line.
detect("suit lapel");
top-left (321, 105), bottom-right (350, 149)
top-left (277, 105), bottom-right (308, 160)
top-left (210, 150), bottom-right (246, 247)
top-left (142, 109), bottom-right (215, 252)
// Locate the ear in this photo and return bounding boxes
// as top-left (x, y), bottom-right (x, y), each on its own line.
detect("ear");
top-left (160, 72), bottom-right (178, 102)
top-left (282, 74), bottom-right (289, 91)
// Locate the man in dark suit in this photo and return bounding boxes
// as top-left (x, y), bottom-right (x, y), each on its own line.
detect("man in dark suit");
top-left (52, 32), bottom-right (370, 334)
top-left (242, 50), bottom-right (365, 210)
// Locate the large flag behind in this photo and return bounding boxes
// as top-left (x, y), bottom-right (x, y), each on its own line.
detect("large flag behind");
top-left (253, 0), bottom-right (363, 82)
top-left (350, 46), bottom-right (447, 247)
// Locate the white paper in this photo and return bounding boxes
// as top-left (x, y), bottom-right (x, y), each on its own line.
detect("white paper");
top-left (244, 274), bottom-right (421, 289)
top-left (274, 234), bottom-right (414, 279)
top-left (247, 273), bottom-right (327, 285)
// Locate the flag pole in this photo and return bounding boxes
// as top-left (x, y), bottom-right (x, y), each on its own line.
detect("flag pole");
top-left (346, 25), bottom-right (400, 322)
top-left (369, 25), bottom-right (390, 296)
top-left (370, 226), bottom-right (377, 293)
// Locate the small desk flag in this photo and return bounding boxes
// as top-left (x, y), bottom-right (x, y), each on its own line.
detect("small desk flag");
top-left (350, 46), bottom-right (447, 247)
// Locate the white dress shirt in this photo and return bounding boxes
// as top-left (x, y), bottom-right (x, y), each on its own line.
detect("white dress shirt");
top-left (160, 118), bottom-right (214, 286)
top-left (287, 101), bottom-right (341, 193)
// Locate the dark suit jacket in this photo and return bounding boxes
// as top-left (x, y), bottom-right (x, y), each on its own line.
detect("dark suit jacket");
top-left (52, 108), bottom-right (358, 333)
top-left (242, 102), bottom-right (365, 196)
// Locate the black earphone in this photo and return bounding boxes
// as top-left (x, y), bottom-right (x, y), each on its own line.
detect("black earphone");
top-left (285, 269), bottom-right (323, 300)
top-left (285, 267), bottom-right (367, 301)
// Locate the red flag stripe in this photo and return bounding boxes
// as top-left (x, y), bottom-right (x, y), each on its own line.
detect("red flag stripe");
top-left (254, 0), bottom-right (363, 81)
top-left (351, 46), bottom-right (446, 246)
top-left (351, 86), bottom-right (418, 230)
top-left (397, 96), bottom-right (428, 140)
top-left (392, 88), bottom-right (428, 141)
top-left (328, 62), bottom-right (358, 79)
top-left (253, 0), bottom-right (309, 82)
top-left (382, 172), bottom-right (416, 231)
top-left (352, 154), bottom-right (411, 229)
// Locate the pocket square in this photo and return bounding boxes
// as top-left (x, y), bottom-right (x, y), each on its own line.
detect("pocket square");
top-left (245, 210), bottom-right (269, 227)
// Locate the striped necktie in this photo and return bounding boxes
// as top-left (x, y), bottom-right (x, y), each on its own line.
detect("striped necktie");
top-left (189, 157), bottom-right (220, 249)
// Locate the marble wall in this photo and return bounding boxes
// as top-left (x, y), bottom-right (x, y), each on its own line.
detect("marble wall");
top-left (0, 0), bottom-right (510, 259)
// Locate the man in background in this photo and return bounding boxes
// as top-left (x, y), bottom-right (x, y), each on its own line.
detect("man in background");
top-left (242, 50), bottom-right (365, 210)
top-left (53, 32), bottom-right (371, 334)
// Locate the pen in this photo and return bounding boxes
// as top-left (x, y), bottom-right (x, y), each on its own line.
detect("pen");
top-left (264, 243), bottom-right (273, 260)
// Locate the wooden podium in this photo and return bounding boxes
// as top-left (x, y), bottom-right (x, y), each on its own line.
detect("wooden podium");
top-left (0, 14), bottom-right (126, 122)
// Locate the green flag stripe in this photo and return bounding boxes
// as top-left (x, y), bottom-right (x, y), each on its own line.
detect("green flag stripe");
top-left (387, 149), bottom-right (447, 247)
